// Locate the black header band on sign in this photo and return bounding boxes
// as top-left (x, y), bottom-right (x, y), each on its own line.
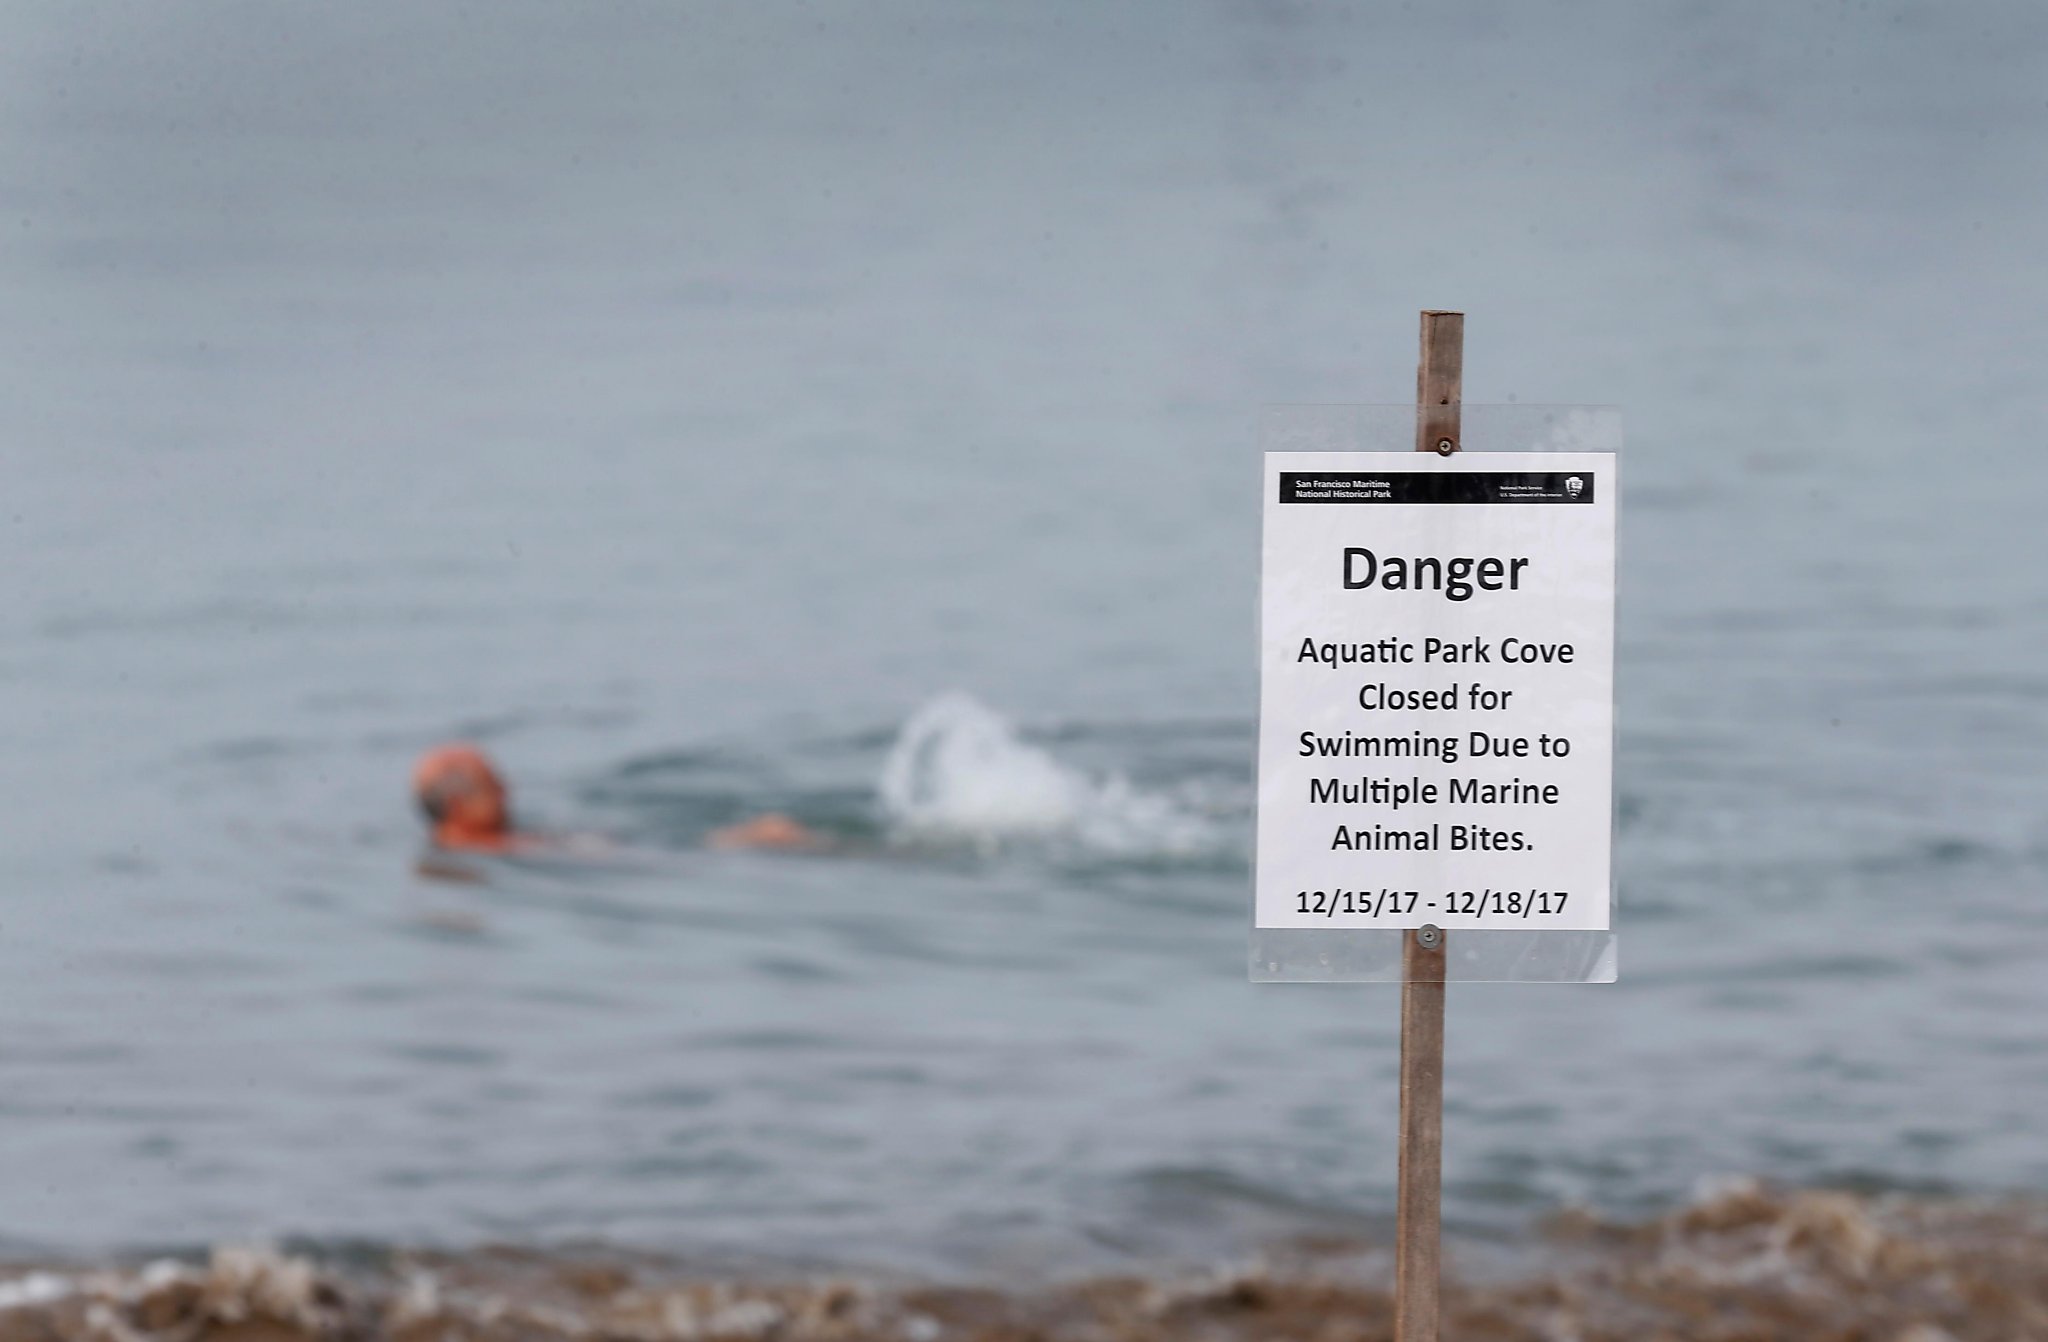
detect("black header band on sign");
top-left (1279, 472), bottom-right (1595, 504)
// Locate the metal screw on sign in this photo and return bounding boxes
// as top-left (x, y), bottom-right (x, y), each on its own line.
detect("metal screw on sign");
top-left (1415, 924), bottom-right (1444, 950)
top-left (1435, 438), bottom-right (1456, 456)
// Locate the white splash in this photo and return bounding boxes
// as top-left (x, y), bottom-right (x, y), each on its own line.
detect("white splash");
top-left (879, 694), bottom-right (1213, 858)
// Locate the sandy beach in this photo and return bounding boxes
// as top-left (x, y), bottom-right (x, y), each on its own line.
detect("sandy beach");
top-left (6, 1184), bottom-right (2045, 1342)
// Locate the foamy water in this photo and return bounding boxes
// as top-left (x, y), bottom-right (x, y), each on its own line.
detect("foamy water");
top-left (880, 694), bottom-right (1219, 859)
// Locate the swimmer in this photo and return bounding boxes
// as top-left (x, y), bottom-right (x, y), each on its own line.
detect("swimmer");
top-left (412, 744), bottom-right (528, 853)
top-left (412, 743), bottom-right (826, 855)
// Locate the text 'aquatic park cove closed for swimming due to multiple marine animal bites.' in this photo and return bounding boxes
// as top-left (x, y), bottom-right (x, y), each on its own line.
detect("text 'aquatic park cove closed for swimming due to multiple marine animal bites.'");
top-left (1255, 453), bottom-right (1619, 932)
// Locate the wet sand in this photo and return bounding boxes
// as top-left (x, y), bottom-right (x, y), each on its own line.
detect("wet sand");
top-left (4, 1183), bottom-right (2044, 1342)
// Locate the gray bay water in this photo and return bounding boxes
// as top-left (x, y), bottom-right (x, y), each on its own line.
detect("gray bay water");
top-left (2, 0), bottom-right (2047, 1276)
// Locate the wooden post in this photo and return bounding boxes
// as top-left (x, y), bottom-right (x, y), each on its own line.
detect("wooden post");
top-left (1395, 310), bottom-right (1460, 1342)
top-left (1415, 311), bottom-right (1463, 456)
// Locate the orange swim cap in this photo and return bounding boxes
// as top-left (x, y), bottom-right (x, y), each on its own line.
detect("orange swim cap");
top-left (412, 744), bottom-right (509, 827)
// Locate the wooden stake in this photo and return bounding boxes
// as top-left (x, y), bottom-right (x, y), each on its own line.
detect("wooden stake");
top-left (1395, 310), bottom-right (1461, 1342)
top-left (1415, 310), bottom-right (1463, 455)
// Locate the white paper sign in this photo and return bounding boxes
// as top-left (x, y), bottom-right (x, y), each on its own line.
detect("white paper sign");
top-left (1256, 452), bottom-right (1616, 931)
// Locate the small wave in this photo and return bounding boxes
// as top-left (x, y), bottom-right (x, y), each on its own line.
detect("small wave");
top-left (878, 695), bottom-right (1218, 860)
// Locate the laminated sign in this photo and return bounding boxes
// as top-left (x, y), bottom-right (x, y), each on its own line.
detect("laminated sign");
top-left (1255, 453), bottom-right (1617, 931)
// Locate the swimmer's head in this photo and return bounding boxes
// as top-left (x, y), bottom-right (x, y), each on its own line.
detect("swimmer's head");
top-left (412, 743), bottom-right (511, 843)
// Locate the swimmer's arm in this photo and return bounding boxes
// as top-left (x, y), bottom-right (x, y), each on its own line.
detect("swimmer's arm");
top-left (705, 813), bottom-right (830, 853)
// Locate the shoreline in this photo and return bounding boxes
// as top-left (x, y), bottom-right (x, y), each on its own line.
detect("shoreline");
top-left (4, 1182), bottom-right (2044, 1342)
